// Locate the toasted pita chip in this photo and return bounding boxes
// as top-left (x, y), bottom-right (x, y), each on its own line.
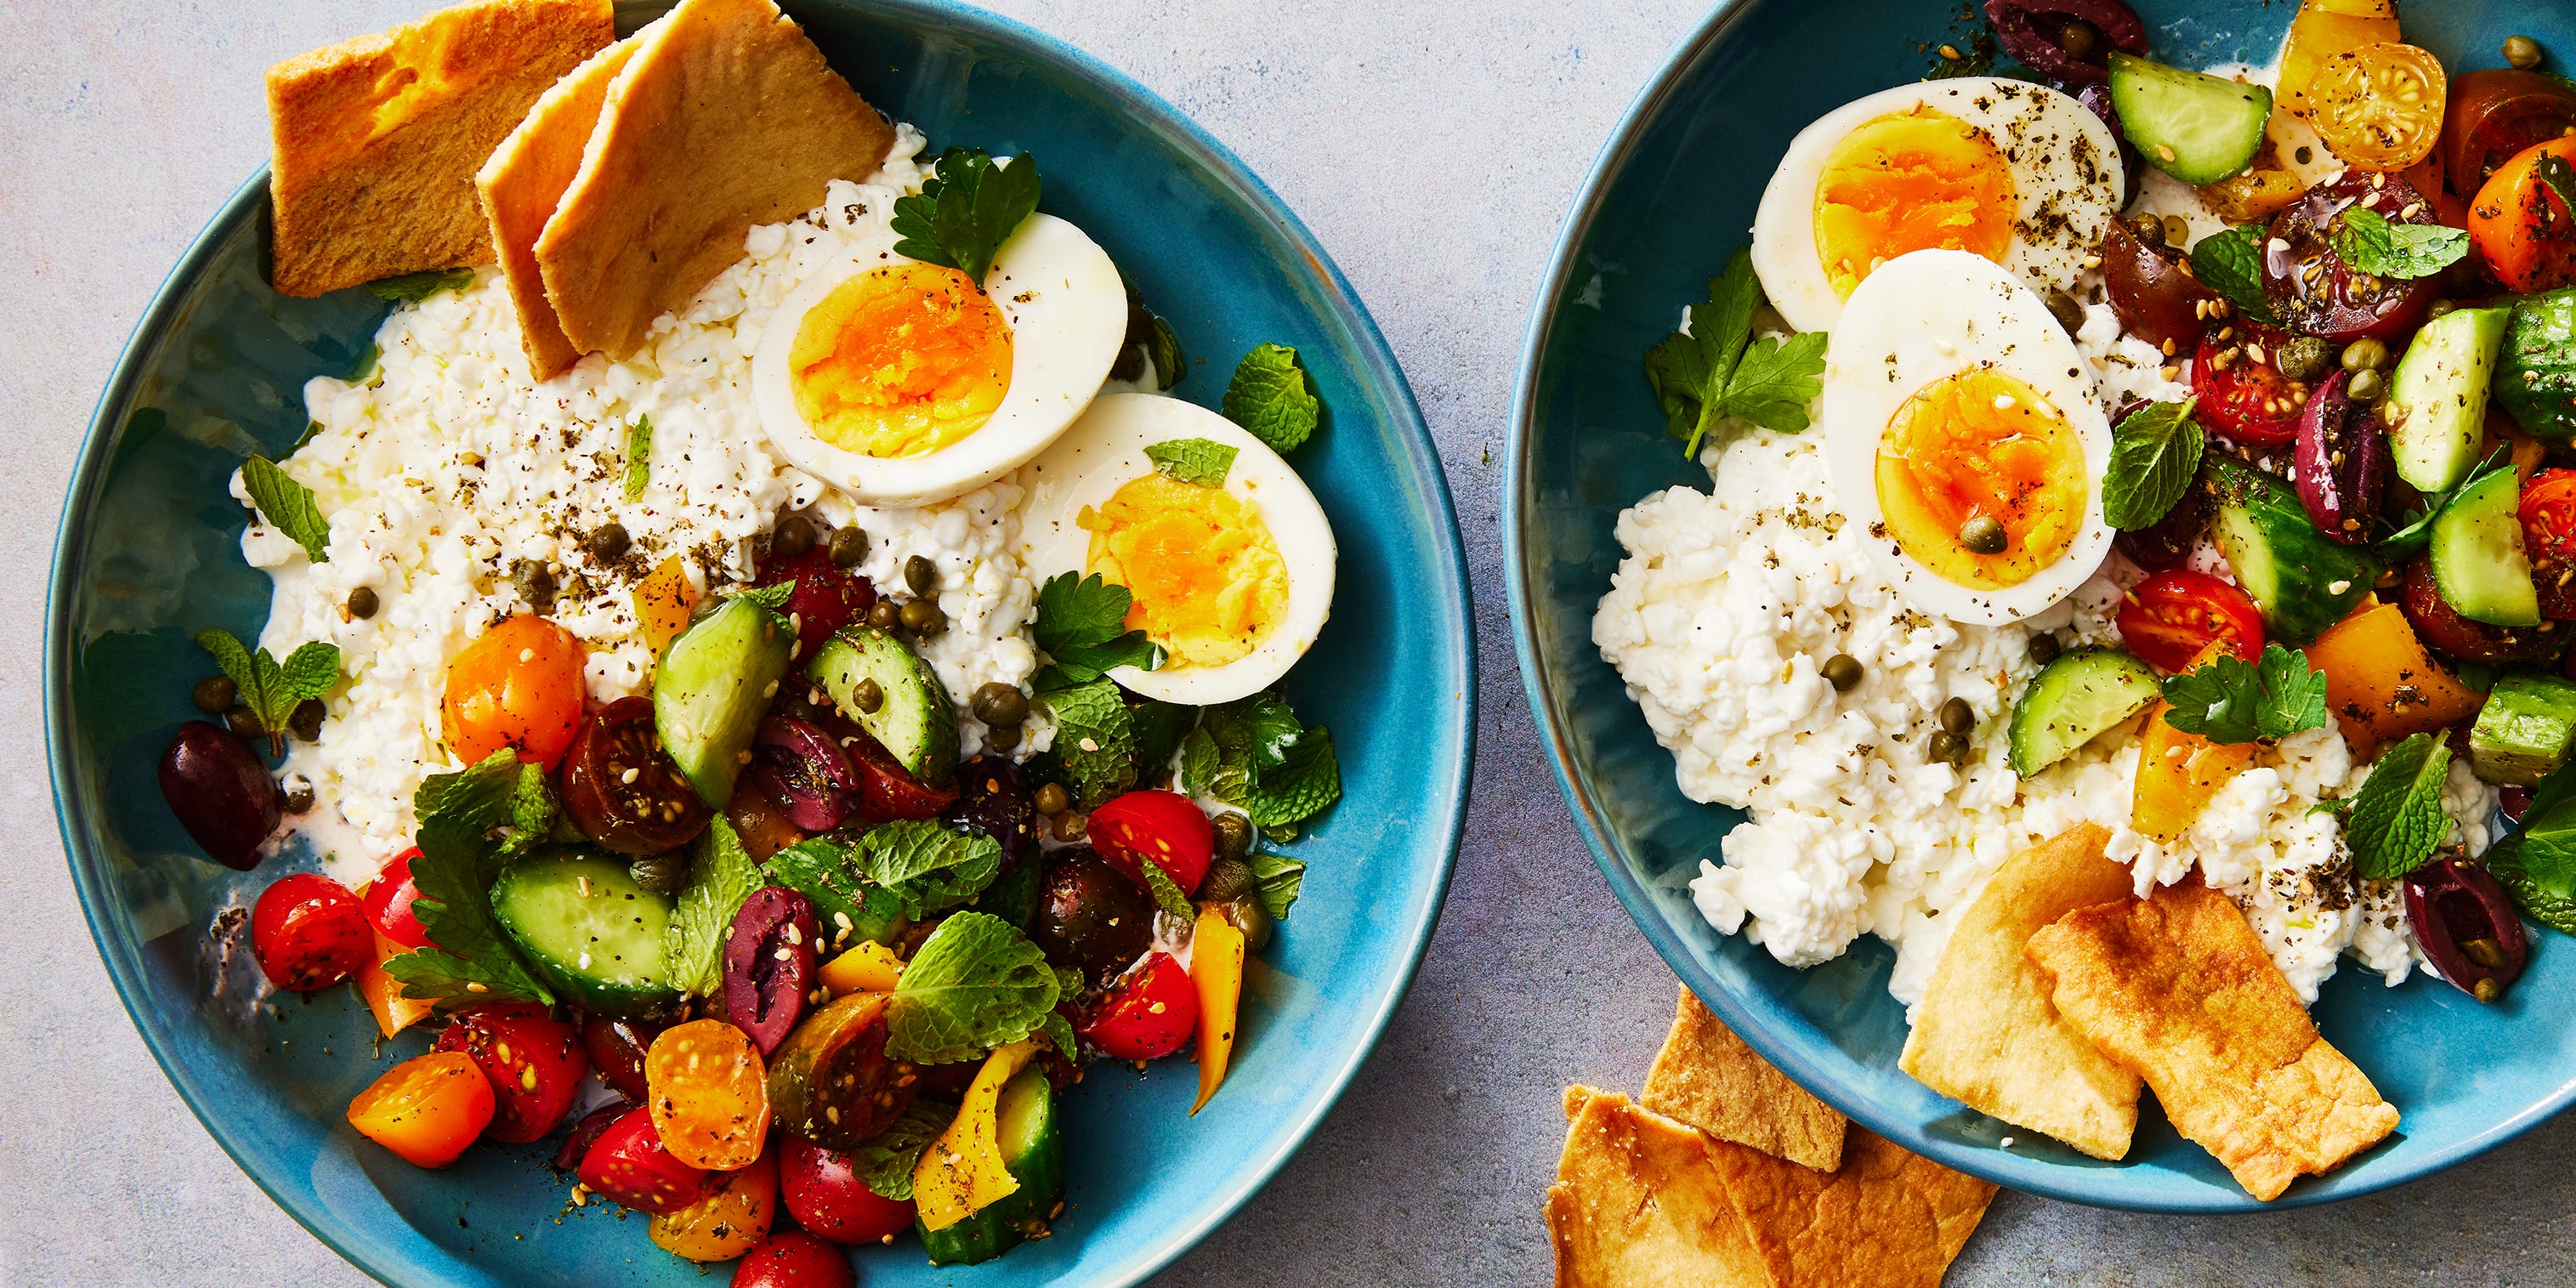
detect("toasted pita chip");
top-left (2026, 877), bottom-right (2399, 1200)
top-left (1899, 823), bottom-right (2143, 1160)
top-left (536, 0), bottom-right (896, 360)
top-left (476, 37), bottom-right (637, 378)
top-left (1708, 1126), bottom-right (1998, 1288)
top-left (1546, 1087), bottom-right (1773, 1288)
top-left (265, 0), bottom-right (613, 297)
top-left (1644, 988), bottom-right (1847, 1172)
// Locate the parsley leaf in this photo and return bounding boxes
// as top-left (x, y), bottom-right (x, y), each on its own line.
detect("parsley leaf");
top-left (2159, 643), bottom-right (2331, 745)
top-left (1031, 572), bottom-right (1160, 687)
top-left (1222, 343), bottom-right (1320, 453)
top-left (412, 750), bottom-right (559, 860)
top-left (241, 456), bottom-right (331, 562)
top-left (1148, 314), bottom-right (1188, 390)
top-left (1040, 678), bottom-right (1138, 808)
top-left (1643, 247), bottom-right (1825, 458)
top-left (2188, 226), bottom-right (2279, 327)
top-left (1248, 849), bottom-right (1307, 921)
top-left (366, 267), bottom-right (475, 303)
top-left (2335, 207), bottom-right (2471, 281)
top-left (662, 816), bottom-right (764, 997)
top-left (1143, 438), bottom-right (1238, 487)
top-left (623, 417), bottom-right (653, 502)
top-left (194, 629), bottom-right (339, 757)
top-left (1720, 332), bottom-right (1831, 432)
top-left (854, 820), bottom-right (1004, 920)
top-left (2343, 732), bottom-right (2456, 880)
top-left (2378, 447), bottom-right (2512, 562)
top-left (382, 749), bottom-right (558, 1006)
top-left (2485, 758), bottom-right (2576, 935)
top-left (884, 911), bottom-right (1064, 1064)
top-left (2102, 399), bottom-right (2205, 531)
top-left (849, 1099), bottom-right (958, 1200)
top-left (890, 149), bottom-right (1041, 285)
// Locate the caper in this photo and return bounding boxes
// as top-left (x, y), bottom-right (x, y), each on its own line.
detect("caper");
top-left (345, 586), bottom-right (379, 621)
top-left (2057, 17), bottom-right (2101, 60)
top-left (866, 599), bottom-right (901, 631)
top-left (2127, 213), bottom-right (2166, 247)
top-left (2505, 35), bottom-right (2544, 70)
top-left (2463, 937), bottom-right (2509, 970)
top-left (280, 776), bottom-right (316, 815)
top-left (1035, 782), bottom-right (1071, 815)
top-left (772, 513), bottom-right (816, 559)
top-left (986, 723), bottom-right (1021, 753)
top-left (2348, 367), bottom-right (2386, 404)
top-left (851, 678), bottom-right (884, 714)
top-left (899, 600), bottom-right (946, 635)
top-left (1053, 810), bottom-right (1088, 842)
top-left (2427, 298), bottom-right (2459, 321)
top-left (192, 675), bottom-right (238, 715)
top-left (2162, 214), bottom-right (2193, 252)
top-left (1926, 729), bottom-right (1967, 765)
top-left (1211, 896), bottom-right (1272, 953)
top-left (904, 554), bottom-right (937, 597)
top-left (2341, 337), bottom-right (2390, 372)
top-left (1200, 855), bottom-right (1258, 902)
top-left (289, 698), bottom-right (326, 742)
top-left (1820, 653), bottom-right (1864, 692)
top-left (1938, 696), bottom-right (1975, 736)
top-left (587, 521), bottom-right (631, 561)
top-left (1957, 513), bottom-right (2008, 555)
top-left (511, 559), bottom-right (556, 610)
top-left (2028, 632), bottom-right (2063, 667)
top-left (225, 705), bottom-right (264, 740)
top-left (828, 525), bottom-right (869, 568)
top-left (629, 853), bottom-right (692, 894)
top-left (2273, 336), bottom-right (2334, 382)
top-left (970, 682), bottom-right (1029, 726)
top-left (2044, 289), bottom-right (2085, 336)
top-left (1211, 811), bottom-right (1254, 862)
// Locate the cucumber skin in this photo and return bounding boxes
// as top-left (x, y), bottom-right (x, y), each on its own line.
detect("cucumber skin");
top-left (491, 852), bottom-right (681, 1018)
top-left (2470, 674), bottom-right (2576, 785)
top-left (918, 1069), bottom-right (1063, 1266)
top-left (2108, 53), bottom-right (2272, 185)
top-left (2006, 647), bottom-right (2161, 778)
top-left (2206, 457), bottom-right (2379, 645)
top-left (2431, 467), bottom-right (2542, 627)
top-left (807, 627), bottom-right (961, 786)
top-left (2387, 307), bottom-right (2511, 491)
top-left (655, 598), bottom-right (795, 809)
top-left (2494, 289), bottom-right (2576, 442)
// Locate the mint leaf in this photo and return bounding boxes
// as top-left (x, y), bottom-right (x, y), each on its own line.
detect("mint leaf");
top-left (1041, 678), bottom-right (1138, 808)
top-left (2488, 758), bottom-right (2576, 935)
top-left (765, 838), bottom-right (903, 950)
top-left (2103, 399), bottom-right (2205, 530)
top-left (1249, 850), bottom-right (1307, 922)
top-left (1148, 314), bottom-right (1187, 390)
top-left (849, 1099), bottom-right (957, 1200)
top-left (386, 750), bottom-right (557, 1006)
top-left (241, 456), bottom-right (330, 562)
top-left (413, 749), bottom-right (555, 860)
top-left (1041, 1010), bottom-right (1081, 1060)
top-left (280, 641), bottom-right (341, 701)
top-left (884, 911), bottom-right (1064, 1064)
top-left (367, 267), bottom-right (475, 302)
top-left (623, 416), bottom-right (653, 502)
top-left (2536, 154), bottom-right (2576, 224)
top-left (1713, 331), bottom-right (1828, 434)
top-left (1643, 249), bottom-right (1761, 459)
top-left (2159, 644), bottom-right (2329, 745)
top-left (1195, 692), bottom-right (1341, 834)
top-left (854, 819), bottom-right (1004, 919)
top-left (2344, 732), bottom-right (2455, 880)
top-left (662, 817), bottom-right (763, 997)
top-left (1222, 343), bottom-right (1319, 453)
top-left (1031, 572), bottom-right (1160, 686)
top-left (1180, 724), bottom-right (1220, 795)
top-left (1130, 697), bottom-right (1196, 776)
top-left (1138, 854), bottom-right (1194, 921)
top-left (734, 579), bottom-right (796, 612)
top-left (2335, 207), bottom-right (2471, 281)
top-left (2188, 225), bottom-right (2279, 327)
top-left (890, 149), bottom-right (1041, 285)
top-left (195, 629), bottom-right (338, 757)
top-left (1247, 724), bottom-right (1340, 831)
top-left (2378, 447), bottom-right (2511, 562)
top-left (1143, 438), bottom-right (1238, 487)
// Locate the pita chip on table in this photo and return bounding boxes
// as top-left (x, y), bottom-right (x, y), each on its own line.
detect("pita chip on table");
top-left (1899, 822), bottom-right (2143, 1160)
top-left (2026, 876), bottom-right (2400, 1200)
top-left (1706, 1125), bottom-right (2000, 1288)
top-left (1645, 986), bottom-right (1847, 1172)
top-left (1547, 1087), bottom-right (1776, 1288)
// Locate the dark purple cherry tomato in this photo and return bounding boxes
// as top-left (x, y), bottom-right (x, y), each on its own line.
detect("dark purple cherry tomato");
top-left (581, 1013), bottom-right (668, 1101)
top-left (160, 721), bottom-right (279, 870)
top-left (553, 1103), bottom-right (627, 1172)
top-left (848, 727), bottom-right (959, 820)
top-left (2263, 171), bottom-right (2443, 342)
top-left (559, 697), bottom-right (712, 855)
top-left (1981, 0), bottom-right (2148, 84)
top-left (743, 717), bottom-right (860, 833)
top-left (723, 887), bottom-right (819, 1056)
top-left (755, 548), bottom-right (876, 657)
top-left (946, 753), bottom-right (1038, 865)
top-left (2114, 482), bottom-right (2208, 573)
top-left (2399, 555), bottom-right (2565, 665)
top-left (1030, 848), bottom-right (1155, 987)
top-left (2292, 369), bottom-right (2387, 544)
top-left (2404, 860), bottom-right (2528, 1002)
top-left (2102, 218), bottom-right (2217, 355)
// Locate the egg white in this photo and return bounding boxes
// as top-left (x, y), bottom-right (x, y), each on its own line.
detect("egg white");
top-left (1750, 77), bottom-right (2124, 334)
top-left (1020, 393), bottom-right (1336, 706)
top-left (754, 206), bottom-right (1126, 508)
top-left (1821, 249), bottom-right (2113, 625)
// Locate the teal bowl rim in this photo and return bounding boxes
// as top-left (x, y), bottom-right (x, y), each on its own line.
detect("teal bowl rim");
top-left (1502, 0), bottom-right (2576, 1213)
top-left (43, 1), bottom-right (1474, 1281)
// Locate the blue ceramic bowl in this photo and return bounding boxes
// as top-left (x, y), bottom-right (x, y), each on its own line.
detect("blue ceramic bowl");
top-left (44, 3), bottom-right (1472, 1283)
top-left (1510, 0), bottom-right (2576, 1213)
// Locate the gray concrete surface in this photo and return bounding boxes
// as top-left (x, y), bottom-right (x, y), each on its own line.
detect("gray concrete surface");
top-left (3, 1), bottom-right (2572, 1284)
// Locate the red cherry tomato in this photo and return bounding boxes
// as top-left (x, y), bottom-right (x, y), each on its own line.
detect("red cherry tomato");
top-left (442, 614), bottom-right (586, 770)
top-left (2116, 570), bottom-right (2266, 673)
top-left (2189, 324), bottom-right (2306, 446)
top-left (251, 872), bottom-right (372, 991)
top-left (2443, 70), bottom-right (2576, 200)
top-left (1079, 951), bottom-right (1200, 1060)
top-left (732, 1231), bottom-right (856, 1288)
top-left (581, 1013), bottom-right (668, 1102)
top-left (360, 848), bottom-right (431, 949)
top-left (2523, 468), bottom-right (2576, 620)
top-left (579, 1104), bottom-right (712, 1215)
top-left (848, 729), bottom-right (959, 822)
top-left (1087, 790), bottom-right (1215, 896)
top-left (755, 548), bottom-right (877, 656)
top-left (432, 1002), bottom-right (588, 1143)
top-left (2400, 554), bottom-right (2562, 664)
top-left (778, 1134), bottom-right (917, 1245)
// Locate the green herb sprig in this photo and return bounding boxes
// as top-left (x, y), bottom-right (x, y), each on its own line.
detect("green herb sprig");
top-left (891, 149), bottom-right (1042, 285)
top-left (2102, 399), bottom-right (2204, 531)
top-left (2159, 643), bottom-right (2330, 745)
top-left (2335, 207), bottom-right (2471, 281)
top-left (1144, 438), bottom-right (1237, 487)
top-left (1643, 247), bottom-right (1828, 459)
top-left (1222, 343), bottom-right (1320, 453)
top-left (194, 629), bottom-right (338, 757)
top-left (2188, 226), bottom-right (2280, 327)
top-left (2339, 732), bottom-right (2455, 881)
top-left (1031, 572), bottom-right (1160, 690)
top-left (241, 456), bottom-right (331, 562)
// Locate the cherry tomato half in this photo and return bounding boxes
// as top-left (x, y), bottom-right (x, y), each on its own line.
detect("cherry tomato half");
top-left (2190, 324), bottom-right (2306, 446)
top-left (645, 1019), bottom-right (772, 1172)
top-left (778, 1134), bottom-right (917, 1245)
top-left (2117, 570), bottom-right (2266, 673)
top-left (2303, 43), bottom-right (2448, 173)
top-left (580, 1104), bottom-right (712, 1215)
top-left (2444, 70), bottom-right (2576, 200)
top-left (442, 614), bottom-right (586, 770)
top-left (433, 1002), bottom-right (588, 1143)
top-left (848, 729), bottom-right (959, 822)
top-left (252, 872), bottom-right (373, 991)
top-left (2102, 218), bottom-right (2217, 355)
top-left (2261, 172), bottom-right (2443, 342)
top-left (348, 1051), bottom-right (495, 1168)
top-left (582, 1013), bottom-right (670, 1102)
top-left (1080, 951), bottom-right (1201, 1061)
top-left (754, 548), bottom-right (877, 656)
top-left (360, 848), bottom-right (430, 949)
top-left (2471, 135), bottom-right (2576, 295)
top-left (732, 1230), bottom-right (855, 1288)
top-left (2399, 554), bottom-right (2562, 664)
top-left (560, 696), bottom-right (712, 854)
top-left (2524, 468), bottom-right (2576, 620)
top-left (1087, 790), bottom-right (1215, 897)
top-left (651, 1145), bottom-right (778, 1262)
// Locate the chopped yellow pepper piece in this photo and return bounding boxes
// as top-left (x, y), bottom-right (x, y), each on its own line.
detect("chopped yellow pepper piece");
top-left (1189, 905), bottom-right (1245, 1116)
top-left (633, 554), bottom-right (696, 658)
top-left (818, 940), bottom-right (905, 996)
top-left (911, 1039), bottom-right (1038, 1231)
top-left (357, 928), bottom-right (434, 1039)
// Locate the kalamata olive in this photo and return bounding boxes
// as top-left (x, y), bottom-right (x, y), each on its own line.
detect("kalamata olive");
top-left (2100, 218), bottom-right (2218, 354)
top-left (2263, 172), bottom-right (2443, 342)
top-left (767, 993), bottom-right (916, 1149)
top-left (1030, 848), bottom-right (1154, 986)
top-left (2078, 83), bottom-right (2144, 209)
top-left (724, 887), bottom-right (820, 1056)
top-left (754, 548), bottom-right (876, 655)
top-left (2399, 556), bottom-right (2565, 664)
top-left (945, 753), bottom-right (1037, 865)
top-left (1983, 0), bottom-right (2148, 84)
top-left (159, 722), bottom-right (279, 870)
top-left (2403, 860), bottom-right (2528, 1002)
top-left (582, 1013), bottom-right (670, 1100)
top-left (561, 697), bottom-right (713, 855)
top-left (191, 675), bottom-right (236, 714)
top-left (2293, 370), bottom-right (2389, 545)
top-left (2115, 484), bottom-right (2209, 572)
top-left (744, 716), bottom-right (862, 833)
top-left (553, 1103), bottom-right (627, 1172)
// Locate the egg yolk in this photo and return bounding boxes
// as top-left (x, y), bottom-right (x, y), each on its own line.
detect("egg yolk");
top-left (788, 263), bottom-right (1013, 458)
top-left (1875, 368), bottom-right (2087, 592)
top-left (1813, 108), bottom-right (2017, 299)
top-left (1080, 473), bottom-right (1289, 669)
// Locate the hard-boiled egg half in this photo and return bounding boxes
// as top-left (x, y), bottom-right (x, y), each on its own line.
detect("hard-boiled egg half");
top-left (1822, 249), bottom-right (2113, 624)
top-left (754, 184), bottom-right (1126, 507)
top-left (1750, 77), bottom-right (2124, 333)
top-left (1021, 393), bottom-right (1335, 705)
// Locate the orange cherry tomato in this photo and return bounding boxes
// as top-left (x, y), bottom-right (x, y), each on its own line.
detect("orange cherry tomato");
top-left (646, 1019), bottom-right (773, 1172)
top-left (2305, 43), bottom-right (2448, 172)
top-left (2471, 136), bottom-right (2576, 294)
top-left (650, 1143), bottom-right (778, 1262)
top-left (441, 615), bottom-right (586, 770)
top-left (346, 1051), bottom-right (495, 1167)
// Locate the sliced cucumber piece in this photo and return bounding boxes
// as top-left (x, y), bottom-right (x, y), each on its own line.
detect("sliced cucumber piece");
top-left (2006, 647), bottom-right (2162, 777)
top-left (808, 627), bottom-right (960, 785)
top-left (2494, 287), bottom-right (2576, 442)
top-left (2431, 464), bottom-right (2541, 627)
top-left (491, 851), bottom-right (680, 1016)
top-left (2108, 53), bottom-right (2272, 185)
top-left (2207, 457), bottom-right (2380, 644)
top-left (2469, 673), bottom-right (2576, 785)
top-left (2388, 306), bottom-right (2511, 491)
top-left (917, 1066), bottom-right (1063, 1266)
top-left (655, 596), bottom-right (795, 809)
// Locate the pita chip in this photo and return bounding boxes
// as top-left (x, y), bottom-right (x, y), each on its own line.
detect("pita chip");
top-left (1644, 988), bottom-right (1847, 1172)
top-left (536, 0), bottom-right (897, 360)
top-left (1546, 1087), bottom-right (1773, 1288)
top-left (476, 37), bottom-right (637, 378)
top-left (2026, 877), bottom-right (2400, 1200)
top-left (1899, 823), bottom-right (2143, 1160)
top-left (1708, 1126), bottom-right (2000, 1288)
top-left (265, 0), bottom-right (614, 297)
